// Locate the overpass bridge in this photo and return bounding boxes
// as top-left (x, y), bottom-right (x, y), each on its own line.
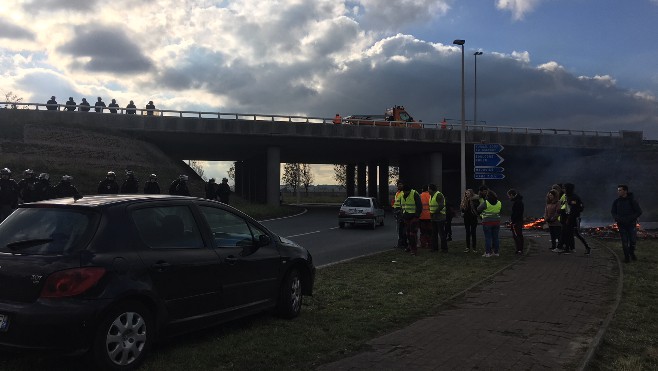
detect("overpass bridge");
top-left (0, 103), bottom-right (643, 206)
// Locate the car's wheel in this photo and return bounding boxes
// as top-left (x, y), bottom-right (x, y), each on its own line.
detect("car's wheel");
top-left (277, 269), bottom-right (302, 319)
top-left (339, 221), bottom-right (345, 228)
top-left (91, 301), bottom-right (153, 371)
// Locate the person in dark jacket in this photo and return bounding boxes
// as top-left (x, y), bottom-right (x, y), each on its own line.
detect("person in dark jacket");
top-left (143, 174), bottom-right (161, 194)
top-left (120, 170), bottom-right (139, 193)
top-left (169, 175), bottom-right (190, 196)
top-left (18, 169), bottom-right (38, 203)
top-left (65, 97), bottom-right (77, 111)
top-left (0, 168), bottom-right (20, 221)
top-left (218, 177), bottom-right (231, 204)
top-left (507, 189), bottom-right (525, 255)
top-left (559, 183), bottom-right (589, 255)
top-left (46, 96), bottom-right (58, 110)
top-left (54, 175), bottom-right (81, 199)
top-left (94, 97), bottom-right (106, 113)
top-left (145, 101), bottom-right (155, 116)
top-left (33, 173), bottom-right (55, 201)
top-left (126, 100), bottom-right (137, 115)
top-left (79, 98), bottom-right (91, 112)
top-left (108, 99), bottom-right (119, 113)
top-left (205, 178), bottom-right (219, 200)
top-left (98, 171), bottom-right (119, 194)
top-left (611, 184), bottom-right (643, 263)
top-left (460, 189), bottom-right (479, 252)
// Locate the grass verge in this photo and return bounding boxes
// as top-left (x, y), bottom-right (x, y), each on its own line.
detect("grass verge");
top-left (587, 239), bottom-right (658, 371)
top-left (0, 239), bottom-right (520, 371)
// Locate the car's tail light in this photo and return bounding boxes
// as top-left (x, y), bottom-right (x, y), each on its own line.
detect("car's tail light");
top-left (40, 267), bottom-right (106, 298)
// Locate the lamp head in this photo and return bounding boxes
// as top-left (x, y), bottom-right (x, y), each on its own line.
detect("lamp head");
top-left (453, 39), bottom-right (465, 45)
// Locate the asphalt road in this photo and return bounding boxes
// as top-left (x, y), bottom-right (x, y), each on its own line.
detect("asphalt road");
top-left (261, 205), bottom-right (465, 267)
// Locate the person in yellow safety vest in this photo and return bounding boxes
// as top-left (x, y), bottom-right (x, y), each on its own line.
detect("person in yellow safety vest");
top-left (428, 183), bottom-right (448, 252)
top-left (476, 189), bottom-right (502, 257)
top-left (392, 181), bottom-right (407, 249)
top-left (333, 113), bottom-right (342, 124)
top-left (419, 185), bottom-right (432, 249)
top-left (400, 184), bottom-right (422, 256)
top-left (552, 183), bottom-right (567, 252)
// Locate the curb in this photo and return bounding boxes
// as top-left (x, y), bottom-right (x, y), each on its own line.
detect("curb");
top-left (577, 239), bottom-right (624, 371)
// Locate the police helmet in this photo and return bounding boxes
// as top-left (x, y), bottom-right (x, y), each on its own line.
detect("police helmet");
top-left (149, 174), bottom-right (157, 180)
top-left (125, 170), bottom-right (134, 177)
top-left (62, 175), bottom-right (73, 181)
top-left (179, 175), bottom-right (188, 181)
top-left (24, 169), bottom-right (34, 176)
top-left (0, 168), bottom-right (11, 176)
top-left (107, 171), bottom-right (116, 178)
top-left (209, 178), bottom-right (215, 183)
top-left (39, 173), bottom-right (50, 180)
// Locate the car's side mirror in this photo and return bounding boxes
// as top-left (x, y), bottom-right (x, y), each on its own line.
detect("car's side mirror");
top-left (258, 234), bottom-right (272, 247)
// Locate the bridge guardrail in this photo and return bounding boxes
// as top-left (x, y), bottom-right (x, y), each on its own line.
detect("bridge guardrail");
top-left (1, 101), bottom-right (622, 138)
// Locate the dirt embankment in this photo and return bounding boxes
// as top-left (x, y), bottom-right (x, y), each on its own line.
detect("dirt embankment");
top-left (0, 122), bottom-right (206, 196)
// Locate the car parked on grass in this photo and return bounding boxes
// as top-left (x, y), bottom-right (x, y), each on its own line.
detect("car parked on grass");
top-left (0, 195), bottom-right (315, 370)
top-left (338, 196), bottom-right (385, 229)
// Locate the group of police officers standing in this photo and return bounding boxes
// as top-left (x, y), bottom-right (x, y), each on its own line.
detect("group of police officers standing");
top-left (0, 168), bottom-right (232, 222)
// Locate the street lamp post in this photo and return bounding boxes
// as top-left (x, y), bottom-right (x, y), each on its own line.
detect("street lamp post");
top-left (474, 51), bottom-right (483, 127)
top-left (453, 39), bottom-right (466, 195)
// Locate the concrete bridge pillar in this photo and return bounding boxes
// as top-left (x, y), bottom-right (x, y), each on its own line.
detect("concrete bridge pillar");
top-left (378, 160), bottom-right (389, 207)
top-left (368, 161), bottom-right (378, 198)
top-left (357, 163), bottom-right (367, 196)
top-left (346, 164), bottom-right (355, 197)
top-left (266, 147), bottom-right (280, 206)
top-left (430, 153), bottom-right (443, 191)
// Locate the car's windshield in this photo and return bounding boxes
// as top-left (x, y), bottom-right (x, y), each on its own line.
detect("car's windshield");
top-left (0, 207), bottom-right (99, 255)
top-left (343, 198), bottom-right (371, 208)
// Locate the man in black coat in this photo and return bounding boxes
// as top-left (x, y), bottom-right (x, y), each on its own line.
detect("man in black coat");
top-left (611, 184), bottom-right (643, 263)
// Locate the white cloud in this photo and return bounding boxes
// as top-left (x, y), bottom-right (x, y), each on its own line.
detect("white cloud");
top-left (496, 0), bottom-right (543, 20)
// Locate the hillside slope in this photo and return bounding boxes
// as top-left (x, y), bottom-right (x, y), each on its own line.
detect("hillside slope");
top-left (0, 122), bottom-right (206, 196)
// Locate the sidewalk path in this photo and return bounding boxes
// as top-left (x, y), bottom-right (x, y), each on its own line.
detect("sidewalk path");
top-left (318, 233), bottom-right (619, 370)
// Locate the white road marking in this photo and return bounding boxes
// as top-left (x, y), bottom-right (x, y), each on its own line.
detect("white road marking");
top-left (285, 227), bottom-right (339, 238)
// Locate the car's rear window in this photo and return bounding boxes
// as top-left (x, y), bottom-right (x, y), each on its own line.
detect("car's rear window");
top-left (0, 207), bottom-right (99, 255)
top-left (343, 198), bottom-right (371, 208)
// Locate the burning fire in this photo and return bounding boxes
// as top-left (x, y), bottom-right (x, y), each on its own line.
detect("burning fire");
top-left (523, 217), bottom-right (545, 230)
top-left (513, 218), bottom-right (658, 239)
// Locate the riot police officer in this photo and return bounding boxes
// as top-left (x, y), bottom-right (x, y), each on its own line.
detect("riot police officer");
top-left (0, 168), bottom-right (20, 221)
top-left (33, 173), bottom-right (55, 201)
top-left (205, 178), bottom-right (218, 200)
top-left (120, 170), bottom-right (140, 193)
top-left (98, 171), bottom-right (119, 194)
top-left (169, 175), bottom-right (190, 196)
top-left (143, 174), bottom-right (161, 194)
top-left (18, 169), bottom-right (38, 203)
top-left (54, 175), bottom-right (81, 199)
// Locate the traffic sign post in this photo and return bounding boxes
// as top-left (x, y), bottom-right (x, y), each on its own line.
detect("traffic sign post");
top-left (474, 143), bottom-right (505, 181)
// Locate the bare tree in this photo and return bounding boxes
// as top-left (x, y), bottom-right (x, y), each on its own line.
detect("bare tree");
top-left (187, 160), bottom-right (207, 181)
top-left (389, 166), bottom-right (399, 184)
top-left (3, 91), bottom-right (24, 109)
top-left (333, 164), bottom-right (346, 189)
top-left (300, 164), bottom-right (314, 195)
top-left (228, 163), bottom-right (235, 181)
top-left (282, 163), bottom-right (300, 193)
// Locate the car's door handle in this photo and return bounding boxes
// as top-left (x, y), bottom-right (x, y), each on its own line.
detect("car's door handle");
top-left (224, 256), bottom-right (239, 265)
top-left (151, 261), bottom-right (172, 272)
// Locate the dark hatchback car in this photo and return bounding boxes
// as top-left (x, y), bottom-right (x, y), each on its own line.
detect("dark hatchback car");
top-left (0, 195), bottom-right (314, 370)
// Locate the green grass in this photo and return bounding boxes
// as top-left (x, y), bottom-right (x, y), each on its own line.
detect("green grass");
top-left (0, 239), bottom-right (519, 371)
top-left (3, 237), bottom-right (655, 370)
top-left (587, 239), bottom-right (658, 371)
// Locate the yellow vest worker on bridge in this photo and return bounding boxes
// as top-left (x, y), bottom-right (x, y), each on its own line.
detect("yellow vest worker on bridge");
top-left (428, 183), bottom-right (448, 252)
top-left (400, 184), bottom-right (422, 256)
top-left (419, 185), bottom-right (432, 249)
top-left (333, 113), bottom-right (342, 124)
top-left (392, 181), bottom-right (407, 249)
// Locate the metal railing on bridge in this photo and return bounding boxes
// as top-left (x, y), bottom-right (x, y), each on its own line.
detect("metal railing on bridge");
top-left (1, 101), bottom-right (622, 138)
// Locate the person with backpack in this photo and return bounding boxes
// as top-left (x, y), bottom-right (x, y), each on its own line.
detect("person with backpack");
top-left (559, 183), bottom-right (589, 255)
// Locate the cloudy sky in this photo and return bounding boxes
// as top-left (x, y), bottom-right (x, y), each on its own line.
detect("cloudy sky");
top-left (1, 0), bottom-right (657, 183)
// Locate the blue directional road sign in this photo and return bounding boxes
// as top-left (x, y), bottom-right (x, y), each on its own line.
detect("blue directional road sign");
top-left (474, 143), bottom-right (504, 153)
top-left (474, 153), bottom-right (504, 167)
top-left (474, 173), bottom-right (505, 180)
top-left (474, 166), bottom-right (504, 173)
